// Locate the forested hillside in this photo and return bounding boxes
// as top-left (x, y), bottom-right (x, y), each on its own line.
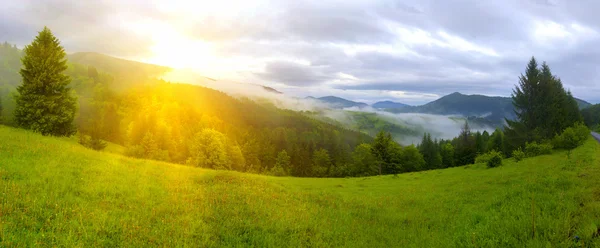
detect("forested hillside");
top-left (0, 41), bottom-right (375, 177)
top-left (0, 32), bottom-right (592, 179)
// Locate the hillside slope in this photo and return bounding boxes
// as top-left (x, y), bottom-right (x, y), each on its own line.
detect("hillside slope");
top-left (2, 125), bottom-right (600, 247)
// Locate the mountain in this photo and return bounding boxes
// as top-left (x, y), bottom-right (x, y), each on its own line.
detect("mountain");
top-left (309, 96), bottom-right (368, 109)
top-left (386, 92), bottom-right (592, 127)
top-left (68, 52), bottom-right (170, 78)
top-left (395, 92), bottom-right (515, 122)
top-left (371, 101), bottom-right (410, 109)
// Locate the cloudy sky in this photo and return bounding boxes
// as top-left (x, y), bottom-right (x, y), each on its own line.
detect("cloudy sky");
top-left (1, 0), bottom-right (599, 104)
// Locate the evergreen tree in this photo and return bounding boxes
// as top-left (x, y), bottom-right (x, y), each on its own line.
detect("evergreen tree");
top-left (440, 143), bottom-right (455, 168)
top-left (14, 27), bottom-right (77, 136)
top-left (455, 121), bottom-right (476, 165)
top-left (419, 133), bottom-right (442, 169)
top-left (475, 131), bottom-right (486, 154)
top-left (488, 128), bottom-right (506, 156)
top-left (371, 131), bottom-right (393, 175)
top-left (506, 57), bottom-right (583, 149)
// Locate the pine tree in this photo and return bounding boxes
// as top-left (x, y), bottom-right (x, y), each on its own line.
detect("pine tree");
top-left (440, 143), bottom-right (455, 168)
top-left (14, 27), bottom-right (77, 136)
top-left (455, 121), bottom-right (476, 165)
top-left (419, 133), bottom-right (442, 169)
top-left (371, 131), bottom-right (394, 175)
top-left (506, 57), bottom-right (583, 149)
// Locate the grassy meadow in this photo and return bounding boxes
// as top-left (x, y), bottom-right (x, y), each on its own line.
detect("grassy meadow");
top-left (1, 124), bottom-right (600, 247)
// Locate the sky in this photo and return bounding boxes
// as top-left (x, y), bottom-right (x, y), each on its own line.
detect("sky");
top-left (1, 0), bottom-right (599, 105)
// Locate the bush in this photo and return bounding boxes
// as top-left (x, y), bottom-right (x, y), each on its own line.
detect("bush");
top-left (269, 164), bottom-right (287, 177)
top-left (553, 123), bottom-right (589, 150)
top-left (475, 150), bottom-right (503, 168)
top-left (525, 142), bottom-right (553, 157)
top-left (78, 132), bottom-right (107, 151)
top-left (512, 148), bottom-right (525, 162)
top-left (486, 152), bottom-right (503, 168)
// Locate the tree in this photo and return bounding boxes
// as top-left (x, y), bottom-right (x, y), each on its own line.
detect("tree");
top-left (506, 57), bottom-right (583, 149)
top-left (400, 145), bottom-right (425, 172)
top-left (455, 121), bottom-right (476, 165)
top-left (87, 66), bottom-right (99, 79)
top-left (440, 143), bottom-right (455, 168)
top-left (419, 133), bottom-right (442, 169)
top-left (351, 143), bottom-right (378, 176)
top-left (488, 128), bottom-right (506, 156)
top-left (188, 129), bottom-right (228, 169)
top-left (271, 150), bottom-right (291, 176)
top-left (0, 94), bottom-right (3, 121)
top-left (14, 27), bottom-right (77, 136)
top-left (371, 131), bottom-right (393, 175)
top-left (312, 148), bottom-right (332, 177)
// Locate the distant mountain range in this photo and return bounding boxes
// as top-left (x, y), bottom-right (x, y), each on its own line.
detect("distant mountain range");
top-left (309, 92), bottom-right (592, 127)
top-left (371, 101), bottom-right (411, 109)
top-left (307, 96), bottom-right (369, 108)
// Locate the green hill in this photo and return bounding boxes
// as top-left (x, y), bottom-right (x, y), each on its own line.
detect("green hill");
top-left (2, 125), bottom-right (600, 247)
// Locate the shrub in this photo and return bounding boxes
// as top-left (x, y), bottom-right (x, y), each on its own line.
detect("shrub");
top-left (269, 164), bottom-right (287, 177)
top-left (553, 123), bottom-right (589, 150)
top-left (512, 148), bottom-right (525, 162)
top-left (486, 152), bottom-right (503, 168)
top-left (525, 142), bottom-right (553, 157)
top-left (475, 150), bottom-right (503, 168)
top-left (78, 132), bottom-right (107, 151)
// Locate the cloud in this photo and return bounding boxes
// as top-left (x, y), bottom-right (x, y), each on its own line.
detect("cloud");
top-left (255, 60), bottom-right (335, 86)
top-left (1, 0), bottom-right (600, 104)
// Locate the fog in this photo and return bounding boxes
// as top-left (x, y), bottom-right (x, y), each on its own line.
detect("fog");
top-left (161, 69), bottom-right (495, 145)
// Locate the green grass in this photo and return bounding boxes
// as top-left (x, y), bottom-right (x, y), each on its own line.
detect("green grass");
top-left (1, 125), bottom-right (600, 247)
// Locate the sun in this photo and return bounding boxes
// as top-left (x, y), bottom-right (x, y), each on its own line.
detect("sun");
top-left (146, 29), bottom-right (215, 69)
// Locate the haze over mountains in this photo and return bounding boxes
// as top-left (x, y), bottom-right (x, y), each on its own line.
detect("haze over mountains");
top-left (3, 47), bottom-right (593, 145)
top-left (64, 52), bottom-right (594, 137)
top-left (311, 92), bottom-right (591, 125)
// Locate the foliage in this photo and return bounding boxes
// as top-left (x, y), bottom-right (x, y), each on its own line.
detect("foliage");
top-left (506, 57), bottom-right (582, 150)
top-left (582, 104), bottom-right (600, 128)
top-left (350, 143), bottom-right (379, 176)
top-left (487, 128), bottom-right (506, 156)
top-left (455, 121), bottom-right (476, 165)
top-left (512, 148), bottom-right (525, 162)
top-left (13, 27), bottom-right (77, 136)
top-left (475, 150), bottom-right (503, 168)
top-left (78, 132), bottom-right (107, 151)
top-left (400, 145), bottom-right (426, 172)
top-left (486, 151), bottom-right (503, 168)
top-left (524, 142), bottom-right (553, 157)
top-left (419, 133), bottom-right (442, 170)
top-left (271, 150), bottom-right (291, 176)
top-left (187, 129), bottom-right (229, 169)
top-left (312, 148), bottom-right (332, 177)
top-left (553, 123), bottom-right (589, 150)
top-left (440, 142), bottom-right (455, 168)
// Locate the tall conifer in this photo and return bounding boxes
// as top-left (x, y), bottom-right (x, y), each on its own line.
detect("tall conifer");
top-left (14, 27), bottom-right (77, 136)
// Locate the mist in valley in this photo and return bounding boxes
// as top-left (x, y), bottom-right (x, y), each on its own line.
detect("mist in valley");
top-left (161, 68), bottom-right (495, 145)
